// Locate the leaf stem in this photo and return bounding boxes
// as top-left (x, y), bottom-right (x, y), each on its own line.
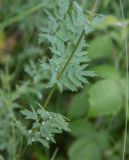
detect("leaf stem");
top-left (44, 84), bottom-right (57, 108)
top-left (57, 30), bottom-right (85, 81)
top-left (50, 148), bottom-right (59, 160)
top-left (44, 30), bottom-right (85, 108)
top-left (119, 0), bottom-right (129, 160)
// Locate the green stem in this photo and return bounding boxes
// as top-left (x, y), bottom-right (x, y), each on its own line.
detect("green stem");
top-left (57, 31), bottom-right (85, 80)
top-left (44, 30), bottom-right (85, 108)
top-left (119, 0), bottom-right (129, 160)
top-left (50, 148), bottom-right (59, 160)
top-left (91, 0), bottom-right (101, 14)
top-left (44, 84), bottom-right (57, 108)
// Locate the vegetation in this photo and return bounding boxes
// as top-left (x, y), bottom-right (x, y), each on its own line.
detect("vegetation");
top-left (0, 0), bottom-right (129, 160)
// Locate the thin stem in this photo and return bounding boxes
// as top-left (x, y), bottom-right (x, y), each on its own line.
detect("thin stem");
top-left (50, 148), bottom-right (59, 160)
top-left (119, 0), bottom-right (129, 160)
top-left (44, 30), bottom-right (85, 108)
top-left (44, 84), bottom-right (57, 108)
top-left (91, 0), bottom-right (101, 14)
top-left (57, 30), bottom-right (84, 80)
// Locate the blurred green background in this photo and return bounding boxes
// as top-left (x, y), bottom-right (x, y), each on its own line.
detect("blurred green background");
top-left (0, 0), bottom-right (129, 160)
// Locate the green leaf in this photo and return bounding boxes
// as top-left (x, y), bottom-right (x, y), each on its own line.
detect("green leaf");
top-left (68, 130), bottom-right (110, 160)
top-left (21, 103), bottom-right (70, 148)
top-left (108, 155), bottom-right (121, 160)
top-left (39, 2), bottom-right (96, 92)
top-left (68, 91), bottom-right (89, 119)
top-left (21, 108), bottom-right (38, 120)
top-left (88, 35), bottom-right (113, 60)
top-left (93, 65), bottom-right (120, 79)
top-left (68, 137), bottom-right (101, 160)
top-left (88, 79), bottom-right (123, 117)
top-left (69, 119), bottom-right (94, 137)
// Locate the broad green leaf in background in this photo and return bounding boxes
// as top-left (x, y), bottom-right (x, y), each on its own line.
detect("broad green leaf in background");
top-left (88, 35), bottom-right (113, 60)
top-left (69, 118), bottom-right (94, 137)
top-left (68, 130), bottom-right (109, 160)
top-left (108, 155), bottom-right (121, 160)
top-left (68, 91), bottom-right (89, 119)
top-left (68, 137), bottom-right (101, 160)
top-left (88, 79), bottom-right (123, 117)
top-left (93, 65), bottom-right (121, 79)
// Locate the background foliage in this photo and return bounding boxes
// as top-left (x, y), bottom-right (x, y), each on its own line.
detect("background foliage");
top-left (0, 0), bottom-right (129, 160)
